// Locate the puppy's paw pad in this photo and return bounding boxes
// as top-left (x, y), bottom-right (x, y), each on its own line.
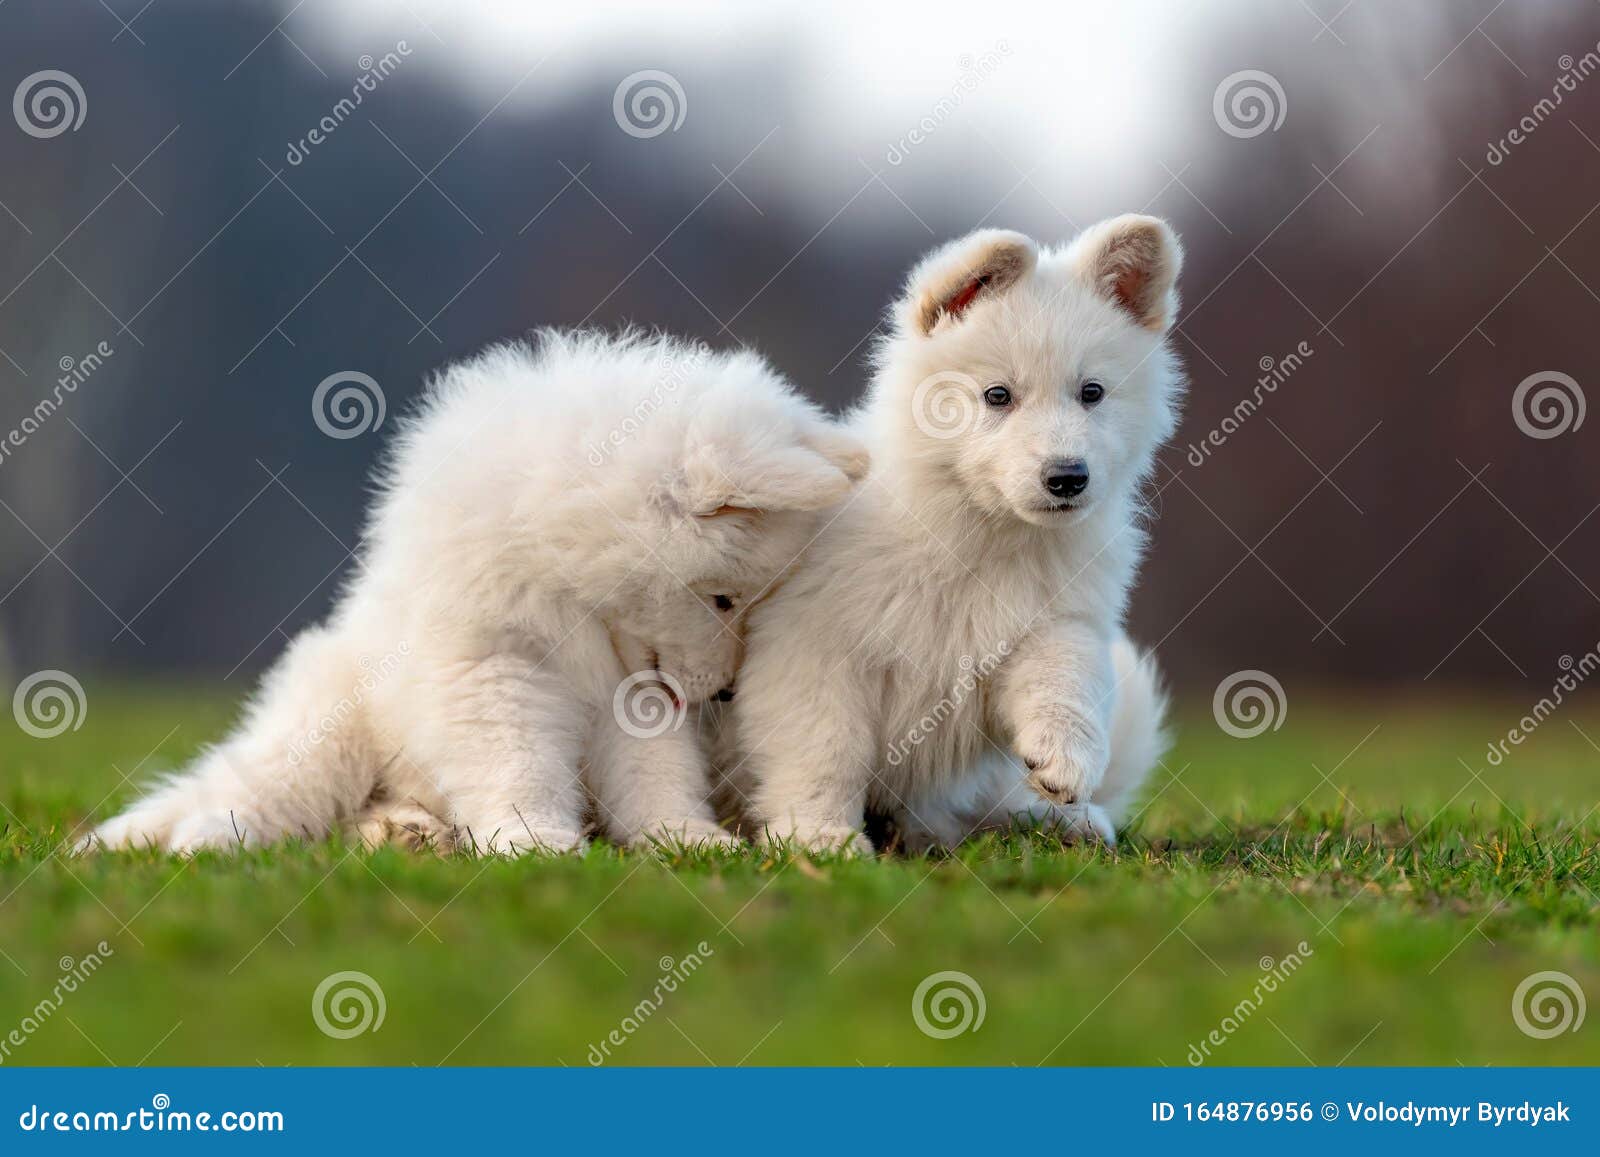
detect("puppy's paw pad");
top-left (1017, 723), bottom-right (1110, 805)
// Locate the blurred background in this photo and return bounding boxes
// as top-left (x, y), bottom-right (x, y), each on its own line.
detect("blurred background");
top-left (2, 0), bottom-right (1598, 694)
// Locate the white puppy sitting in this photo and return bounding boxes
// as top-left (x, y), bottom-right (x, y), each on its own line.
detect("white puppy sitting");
top-left (89, 330), bottom-right (866, 855)
top-left (728, 217), bottom-right (1182, 852)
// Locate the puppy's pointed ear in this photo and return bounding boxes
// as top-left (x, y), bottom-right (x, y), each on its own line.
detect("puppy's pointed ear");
top-left (902, 229), bottom-right (1038, 337)
top-left (680, 444), bottom-right (860, 517)
top-left (1070, 214), bottom-right (1183, 332)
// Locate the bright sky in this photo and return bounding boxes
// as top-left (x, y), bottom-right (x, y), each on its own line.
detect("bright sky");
top-left (295, 0), bottom-right (1216, 206)
top-left (292, 1), bottom-right (1512, 223)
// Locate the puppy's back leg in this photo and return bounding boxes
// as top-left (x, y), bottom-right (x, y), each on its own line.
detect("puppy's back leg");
top-left (88, 624), bottom-right (384, 853)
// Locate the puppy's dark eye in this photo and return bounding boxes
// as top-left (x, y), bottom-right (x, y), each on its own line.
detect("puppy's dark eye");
top-left (713, 595), bottom-right (735, 612)
top-left (1079, 380), bottom-right (1105, 406)
top-left (983, 384), bottom-right (1012, 408)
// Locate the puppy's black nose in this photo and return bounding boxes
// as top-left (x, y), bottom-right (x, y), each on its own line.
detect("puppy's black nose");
top-left (712, 687), bottom-right (736, 702)
top-left (1042, 458), bottom-right (1089, 500)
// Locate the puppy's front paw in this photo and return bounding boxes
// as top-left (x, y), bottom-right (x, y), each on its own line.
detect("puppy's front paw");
top-left (759, 820), bottom-right (873, 857)
top-left (1017, 716), bottom-right (1109, 806)
top-left (474, 825), bottom-right (589, 856)
top-left (168, 810), bottom-right (253, 855)
top-left (82, 803), bottom-right (182, 853)
top-left (632, 819), bottom-right (744, 852)
top-left (1035, 802), bottom-right (1117, 847)
top-left (352, 799), bottom-right (455, 853)
top-left (77, 819), bottom-right (141, 854)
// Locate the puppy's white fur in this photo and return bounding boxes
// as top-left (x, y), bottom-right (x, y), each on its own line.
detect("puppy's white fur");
top-left (90, 330), bottom-right (865, 855)
top-left (728, 218), bottom-right (1182, 852)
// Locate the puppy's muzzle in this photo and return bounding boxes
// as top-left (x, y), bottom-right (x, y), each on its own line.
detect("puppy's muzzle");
top-left (1041, 458), bottom-right (1089, 501)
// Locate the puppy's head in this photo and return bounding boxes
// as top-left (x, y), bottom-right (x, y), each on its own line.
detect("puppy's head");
top-left (878, 216), bottom-right (1184, 527)
top-left (608, 359), bottom-right (869, 703)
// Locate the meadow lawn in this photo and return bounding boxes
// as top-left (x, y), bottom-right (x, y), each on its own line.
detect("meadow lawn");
top-left (1, 682), bottom-right (1596, 1066)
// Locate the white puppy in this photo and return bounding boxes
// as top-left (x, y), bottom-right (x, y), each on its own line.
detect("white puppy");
top-left (728, 218), bottom-right (1182, 852)
top-left (89, 330), bottom-right (866, 854)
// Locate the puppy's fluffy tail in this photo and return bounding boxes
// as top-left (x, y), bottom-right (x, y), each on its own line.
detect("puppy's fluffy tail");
top-left (1098, 635), bottom-right (1170, 829)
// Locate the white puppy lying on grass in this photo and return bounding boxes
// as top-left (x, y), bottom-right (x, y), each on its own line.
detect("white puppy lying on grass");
top-left (89, 330), bottom-right (866, 855)
top-left (728, 217), bottom-right (1183, 852)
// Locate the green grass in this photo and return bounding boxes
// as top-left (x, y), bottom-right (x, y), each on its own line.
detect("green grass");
top-left (1, 681), bottom-right (1597, 1067)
